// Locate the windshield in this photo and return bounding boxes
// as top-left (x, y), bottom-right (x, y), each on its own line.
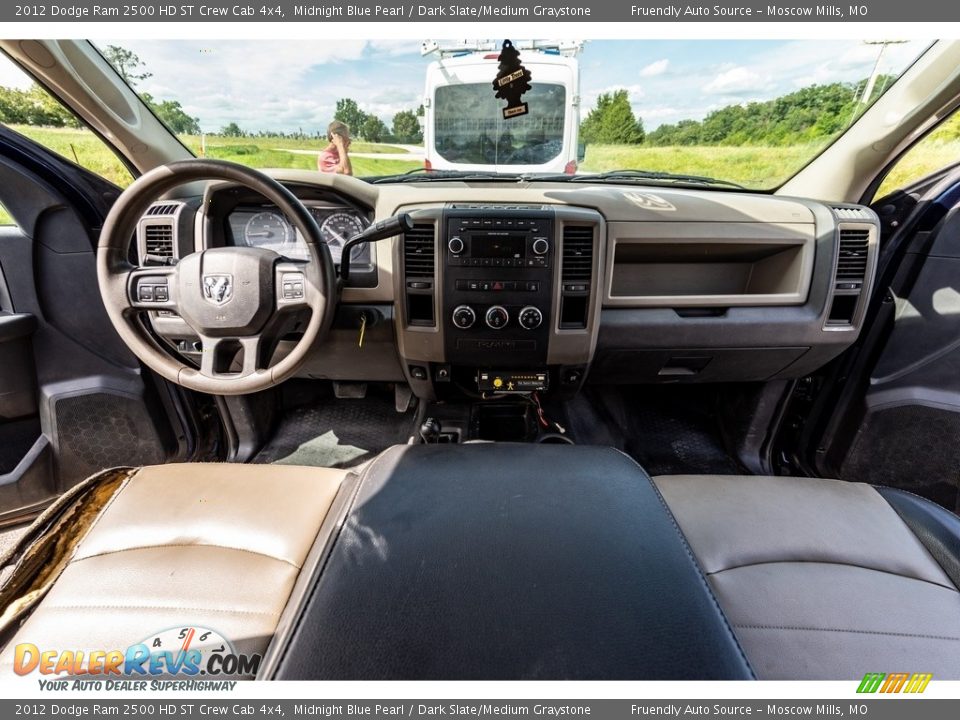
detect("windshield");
top-left (435, 83), bottom-right (565, 167)
top-left (61, 39), bottom-right (929, 189)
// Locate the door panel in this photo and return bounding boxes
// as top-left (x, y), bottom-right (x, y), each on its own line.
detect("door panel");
top-left (0, 130), bottom-right (180, 522)
top-left (806, 176), bottom-right (960, 514)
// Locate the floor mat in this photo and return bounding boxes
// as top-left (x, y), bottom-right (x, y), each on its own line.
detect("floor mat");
top-left (253, 391), bottom-right (415, 469)
top-left (0, 419), bottom-right (40, 475)
top-left (566, 386), bottom-right (742, 476)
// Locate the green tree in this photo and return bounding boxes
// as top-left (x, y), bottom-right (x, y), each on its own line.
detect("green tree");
top-left (220, 122), bottom-right (245, 137)
top-left (392, 109), bottom-right (421, 143)
top-left (361, 115), bottom-right (388, 143)
top-left (102, 45), bottom-right (152, 86)
top-left (645, 80), bottom-right (869, 147)
top-left (0, 85), bottom-right (79, 127)
top-left (333, 98), bottom-right (368, 136)
top-left (580, 90), bottom-right (644, 145)
top-left (141, 93), bottom-right (200, 135)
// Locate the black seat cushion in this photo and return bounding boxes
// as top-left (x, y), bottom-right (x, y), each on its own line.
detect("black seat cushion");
top-left (271, 443), bottom-right (754, 680)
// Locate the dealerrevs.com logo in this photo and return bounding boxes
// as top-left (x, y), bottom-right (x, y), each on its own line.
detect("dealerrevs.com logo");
top-left (13, 626), bottom-right (261, 683)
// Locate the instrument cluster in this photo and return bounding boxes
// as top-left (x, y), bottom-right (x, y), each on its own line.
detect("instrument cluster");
top-left (227, 204), bottom-right (371, 266)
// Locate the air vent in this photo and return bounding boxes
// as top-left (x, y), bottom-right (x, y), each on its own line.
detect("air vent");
top-left (403, 224), bottom-right (436, 326)
top-left (560, 225), bottom-right (595, 329)
top-left (826, 226), bottom-right (872, 327)
top-left (144, 223), bottom-right (174, 257)
top-left (146, 203), bottom-right (181, 216)
top-left (561, 226), bottom-right (594, 283)
top-left (836, 228), bottom-right (870, 282)
top-left (403, 224), bottom-right (436, 278)
top-left (831, 206), bottom-right (871, 221)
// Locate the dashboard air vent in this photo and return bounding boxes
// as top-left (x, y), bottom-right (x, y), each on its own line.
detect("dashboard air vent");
top-left (146, 203), bottom-right (181, 216)
top-left (826, 226), bottom-right (872, 327)
top-left (144, 223), bottom-right (175, 258)
top-left (831, 206), bottom-right (871, 221)
top-left (836, 228), bottom-right (870, 283)
top-left (560, 225), bottom-right (595, 329)
top-left (403, 223), bottom-right (436, 326)
top-left (561, 226), bottom-right (594, 283)
top-left (403, 224), bottom-right (436, 278)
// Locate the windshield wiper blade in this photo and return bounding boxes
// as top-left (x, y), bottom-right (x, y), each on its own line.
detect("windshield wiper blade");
top-left (368, 169), bottom-right (519, 184)
top-left (523, 169), bottom-right (745, 189)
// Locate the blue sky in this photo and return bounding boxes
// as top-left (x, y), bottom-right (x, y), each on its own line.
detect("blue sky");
top-left (1, 39), bottom-right (928, 134)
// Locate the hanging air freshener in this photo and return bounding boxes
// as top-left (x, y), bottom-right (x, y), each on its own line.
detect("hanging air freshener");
top-left (493, 39), bottom-right (532, 119)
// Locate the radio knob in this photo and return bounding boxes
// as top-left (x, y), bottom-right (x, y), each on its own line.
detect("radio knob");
top-left (532, 237), bottom-right (550, 255)
top-left (448, 236), bottom-right (465, 255)
top-left (485, 305), bottom-right (509, 330)
top-left (518, 306), bottom-right (543, 330)
top-left (452, 305), bottom-right (476, 329)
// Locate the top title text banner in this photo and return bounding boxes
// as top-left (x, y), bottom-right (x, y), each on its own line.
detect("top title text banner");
top-left (4, 0), bottom-right (957, 23)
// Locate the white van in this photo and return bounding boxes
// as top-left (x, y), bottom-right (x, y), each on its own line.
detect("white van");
top-left (421, 40), bottom-right (584, 174)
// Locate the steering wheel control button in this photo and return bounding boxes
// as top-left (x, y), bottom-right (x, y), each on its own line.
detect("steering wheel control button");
top-left (532, 237), bottom-right (550, 255)
top-left (452, 305), bottom-right (477, 330)
top-left (281, 272), bottom-right (305, 301)
top-left (518, 306), bottom-right (543, 330)
top-left (448, 236), bottom-right (465, 255)
top-left (135, 278), bottom-right (170, 304)
top-left (485, 305), bottom-right (509, 330)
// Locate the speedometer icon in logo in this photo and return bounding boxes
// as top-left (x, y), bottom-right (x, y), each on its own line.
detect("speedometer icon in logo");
top-left (135, 625), bottom-right (260, 677)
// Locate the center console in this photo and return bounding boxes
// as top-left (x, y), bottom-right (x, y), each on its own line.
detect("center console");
top-left (394, 203), bottom-right (604, 400)
top-left (444, 206), bottom-right (555, 374)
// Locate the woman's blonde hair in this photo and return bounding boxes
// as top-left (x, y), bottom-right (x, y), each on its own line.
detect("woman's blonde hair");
top-left (327, 120), bottom-right (349, 141)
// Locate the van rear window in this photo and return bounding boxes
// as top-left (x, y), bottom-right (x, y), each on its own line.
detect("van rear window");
top-left (434, 83), bottom-right (566, 166)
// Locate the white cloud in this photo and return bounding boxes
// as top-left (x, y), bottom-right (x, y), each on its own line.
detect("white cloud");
top-left (583, 84), bottom-right (645, 107)
top-left (0, 53), bottom-right (35, 90)
top-left (639, 106), bottom-right (682, 119)
top-left (639, 59), bottom-right (669, 78)
top-left (703, 66), bottom-right (774, 95)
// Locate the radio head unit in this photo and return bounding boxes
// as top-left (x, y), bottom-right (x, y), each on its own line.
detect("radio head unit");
top-left (446, 212), bottom-right (551, 268)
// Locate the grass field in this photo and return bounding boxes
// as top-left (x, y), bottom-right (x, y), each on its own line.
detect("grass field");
top-left (0, 123), bottom-right (956, 225)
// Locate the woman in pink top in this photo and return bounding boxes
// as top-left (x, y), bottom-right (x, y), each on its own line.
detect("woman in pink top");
top-left (318, 121), bottom-right (353, 175)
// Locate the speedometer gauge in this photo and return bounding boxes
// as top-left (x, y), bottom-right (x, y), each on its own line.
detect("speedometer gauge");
top-left (244, 211), bottom-right (294, 252)
top-left (320, 212), bottom-right (366, 264)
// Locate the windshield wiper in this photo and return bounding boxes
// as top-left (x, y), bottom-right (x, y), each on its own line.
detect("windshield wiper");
top-left (522, 169), bottom-right (745, 189)
top-left (367, 169), bottom-right (521, 184)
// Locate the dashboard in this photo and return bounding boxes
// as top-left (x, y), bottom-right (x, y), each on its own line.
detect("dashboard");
top-left (135, 171), bottom-right (880, 399)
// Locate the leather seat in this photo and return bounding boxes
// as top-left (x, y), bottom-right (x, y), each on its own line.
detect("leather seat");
top-left (3, 449), bottom-right (960, 681)
top-left (653, 474), bottom-right (960, 680)
top-left (0, 463), bottom-right (349, 678)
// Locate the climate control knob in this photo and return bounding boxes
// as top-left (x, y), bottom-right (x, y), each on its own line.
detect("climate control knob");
top-left (448, 236), bottom-right (465, 255)
top-left (532, 237), bottom-right (550, 255)
top-left (452, 305), bottom-right (476, 329)
top-left (518, 306), bottom-right (543, 330)
top-left (485, 305), bottom-right (509, 330)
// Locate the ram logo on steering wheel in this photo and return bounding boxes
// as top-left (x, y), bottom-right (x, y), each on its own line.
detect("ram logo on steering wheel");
top-left (202, 274), bottom-right (233, 306)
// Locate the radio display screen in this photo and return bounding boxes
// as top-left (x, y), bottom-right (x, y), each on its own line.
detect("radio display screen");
top-left (471, 234), bottom-right (525, 259)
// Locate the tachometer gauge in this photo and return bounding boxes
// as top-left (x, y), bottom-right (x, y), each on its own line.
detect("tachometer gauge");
top-left (244, 211), bottom-right (294, 252)
top-left (320, 212), bottom-right (366, 264)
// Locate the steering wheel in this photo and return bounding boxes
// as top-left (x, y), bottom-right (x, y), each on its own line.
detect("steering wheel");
top-left (97, 159), bottom-right (337, 395)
